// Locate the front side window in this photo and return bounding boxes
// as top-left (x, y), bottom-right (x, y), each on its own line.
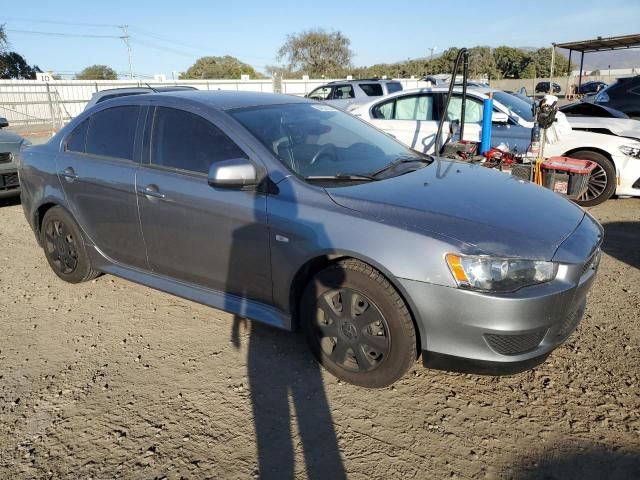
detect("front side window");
top-left (150, 107), bottom-right (246, 174)
top-left (65, 119), bottom-right (89, 153)
top-left (445, 94), bottom-right (484, 123)
top-left (85, 106), bottom-right (139, 160)
top-left (360, 83), bottom-right (384, 96)
top-left (332, 85), bottom-right (355, 99)
top-left (231, 103), bottom-right (428, 179)
top-left (308, 86), bottom-right (332, 100)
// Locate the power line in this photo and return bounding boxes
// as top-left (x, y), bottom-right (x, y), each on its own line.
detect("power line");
top-left (0, 16), bottom-right (119, 28)
top-left (6, 29), bottom-right (120, 39)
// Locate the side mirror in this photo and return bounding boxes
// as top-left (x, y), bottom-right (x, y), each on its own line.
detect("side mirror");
top-left (208, 158), bottom-right (258, 188)
top-left (0, 117), bottom-right (8, 129)
top-left (491, 112), bottom-right (509, 124)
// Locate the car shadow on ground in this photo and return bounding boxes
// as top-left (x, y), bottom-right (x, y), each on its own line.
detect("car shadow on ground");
top-left (507, 443), bottom-right (640, 479)
top-left (601, 221), bottom-right (640, 269)
top-left (0, 196), bottom-right (20, 208)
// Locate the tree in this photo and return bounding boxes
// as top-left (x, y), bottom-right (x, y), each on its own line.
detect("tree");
top-left (180, 56), bottom-right (263, 79)
top-left (76, 64), bottom-right (118, 80)
top-left (277, 29), bottom-right (353, 77)
top-left (528, 48), bottom-right (572, 78)
top-left (0, 51), bottom-right (41, 79)
top-left (468, 46), bottom-right (500, 80)
top-left (493, 46), bottom-right (529, 79)
top-left (0, 24), bottom-right (7, 51)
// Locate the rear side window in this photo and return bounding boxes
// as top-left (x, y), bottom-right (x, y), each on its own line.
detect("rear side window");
top-left (386, 82), bottom-right (403, 94)
top-left (360, 83), bottom-right (383, 96)
top-left (371, 95), bottom-right (434, 120)
top-left (150, 107), bottom-right (246, 174)
top-left (85, 106), bottom-right (139, 160)
top-left (65, 119), bottom-right (89, 153)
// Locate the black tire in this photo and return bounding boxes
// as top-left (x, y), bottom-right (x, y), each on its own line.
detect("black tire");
top-left (40, 206), bottom-right (99, 283)
top-left (569, 150), bottom-right (616, 207)
top-left (301, 259), bottom-right (417, 388)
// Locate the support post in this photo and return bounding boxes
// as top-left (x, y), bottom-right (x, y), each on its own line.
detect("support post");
top-left (579, 51), bottom-right (585, 90)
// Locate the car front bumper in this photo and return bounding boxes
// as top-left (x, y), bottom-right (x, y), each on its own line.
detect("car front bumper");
top-left (0, 167), bottom-right (20, 198)
top-left (399, 253), bottom-right (598, 375)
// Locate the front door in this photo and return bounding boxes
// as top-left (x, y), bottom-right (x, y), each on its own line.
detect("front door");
top-left (137, 106), bottom-right (272, 304)
top-left (56, 105), bottom-right (147, 269)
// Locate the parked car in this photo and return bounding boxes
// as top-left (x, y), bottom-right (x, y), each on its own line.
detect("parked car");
top-left (535, 81), bottom-right (561, 94)
top-left (0, 117), bottom-right (30, 199)
top-left (306, 79), bottom-right (403, 110)
top-left (84, 85), bottom-right (197, 111)
top-left (590, 75), bottom-right (640, 119)
top-left (20, 91), bottom-right (603, 387)
top-left (351, 87), bottom-right (640, 206)
top-left (560, 102), bottom-right (640, 141)
top-left (576, 80), bottom-right (607, 96)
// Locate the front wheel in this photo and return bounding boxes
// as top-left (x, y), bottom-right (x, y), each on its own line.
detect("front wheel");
top-left (301, 259), bottom-right (417, 388)
top-left (569, 150), bottom-right (616, 207)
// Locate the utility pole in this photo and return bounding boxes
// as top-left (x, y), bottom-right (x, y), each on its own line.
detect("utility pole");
top-left (428, 47), bottom-right (437, 75)
top-left (119, 25), bottom-right (133, 79)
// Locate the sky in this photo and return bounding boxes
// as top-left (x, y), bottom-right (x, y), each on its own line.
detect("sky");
top-left (2, 0), bottom-right (639, 78)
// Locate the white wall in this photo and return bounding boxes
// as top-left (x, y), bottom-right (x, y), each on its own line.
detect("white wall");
top-left (0, 78), bottom-right (427, 127)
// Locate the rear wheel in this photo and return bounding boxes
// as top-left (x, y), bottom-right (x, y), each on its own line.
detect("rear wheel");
top-left (40, 206), bottom-right (99, 283)
top-left (301, 259), bottom-right (417, 388)
top-left (570, 150), bottom-right (616, 207)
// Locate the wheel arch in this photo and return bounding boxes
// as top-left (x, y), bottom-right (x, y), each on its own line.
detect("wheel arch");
top-left (288, 251), bottom-right (425, 358)
top-left (561, 146), bottom-right (618, 173)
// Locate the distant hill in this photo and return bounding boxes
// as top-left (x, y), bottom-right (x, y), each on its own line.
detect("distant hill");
top-left (394, 46), bottom-right (640, 70)
top-left (557, 48), bottom-right (640, 70)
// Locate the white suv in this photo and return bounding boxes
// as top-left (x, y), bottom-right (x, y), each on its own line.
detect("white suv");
top-left (306, 79), bottom-right (403, 110)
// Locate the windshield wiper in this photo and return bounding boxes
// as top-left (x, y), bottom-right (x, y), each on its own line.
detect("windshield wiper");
top-left (369, 156), bottom-right (433, 178)
top-left (304, 173), bottom-right (376, 182)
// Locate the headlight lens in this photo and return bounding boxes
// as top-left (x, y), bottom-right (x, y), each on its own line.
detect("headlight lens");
top-left (619, 144), bottom-right (640, 159)
top-left (446, 254), bottom-right (558, 292)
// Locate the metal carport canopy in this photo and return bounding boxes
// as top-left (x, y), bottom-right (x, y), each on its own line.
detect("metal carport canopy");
top-left (552, 34), bottom-right (640, 89)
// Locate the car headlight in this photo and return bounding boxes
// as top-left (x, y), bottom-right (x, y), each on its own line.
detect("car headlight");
top-left (619, 144), bottom-right (640, 159)
top-left (446, 254), bottom-right (558, 292)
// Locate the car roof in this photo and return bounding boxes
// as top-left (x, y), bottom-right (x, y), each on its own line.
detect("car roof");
top-left (92, 86), bottom-right (196, 96)
top-left (326, 79), bottom-right (400, 84)
top-left (131, 90), bottom-right (312, 110)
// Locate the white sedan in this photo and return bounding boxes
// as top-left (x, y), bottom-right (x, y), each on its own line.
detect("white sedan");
top-left (559, 102), bottom-right (640, 141)
top-left (350, 87), bottom-right (640, 206)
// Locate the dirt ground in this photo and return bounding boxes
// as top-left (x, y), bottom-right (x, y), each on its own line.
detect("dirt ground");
top-left (0, 192), bottom-right (639, 480)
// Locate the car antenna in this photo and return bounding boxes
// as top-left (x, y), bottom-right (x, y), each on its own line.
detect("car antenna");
top-left (144, 83), bottom-right (158, 92)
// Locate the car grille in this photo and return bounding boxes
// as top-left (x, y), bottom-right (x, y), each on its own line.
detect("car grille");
top-left (0, 172), bottom-right (19, 189)
top-left (0, 152), bottom-right (12, 164)
top-left (581, 248), bottom-right (601, 275)
top-left (484, 329), bottom-right (547, 356)
top-left (556, 300), bottom-right (586, 341)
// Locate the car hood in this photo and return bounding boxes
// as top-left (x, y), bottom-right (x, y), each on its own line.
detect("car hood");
top-left (326, 159), bottom-right (585, 260)
top-left (0, 131), bottom-right (27, 151)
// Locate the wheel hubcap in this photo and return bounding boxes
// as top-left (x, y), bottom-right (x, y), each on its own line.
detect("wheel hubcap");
top-left (313, 288), bottom-right (390, 372)
top-left (577, 164), bottom-right (608, 202)
top-left (44, 220), bottom-right (78, 274)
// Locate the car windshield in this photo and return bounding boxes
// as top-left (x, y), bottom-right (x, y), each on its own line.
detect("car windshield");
top-left (493, 91), bottom-right (535, 122)
top-left (231, 103), bottom-right (429, 181)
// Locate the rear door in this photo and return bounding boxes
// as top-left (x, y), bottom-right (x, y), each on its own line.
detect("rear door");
top-left (56, 105), bottom-right (147, 269)
top-left (137, 105), bottom-right (272, 304)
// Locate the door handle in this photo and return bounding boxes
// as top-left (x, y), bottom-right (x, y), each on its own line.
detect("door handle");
top-left (61, 167), bottom-right (78, 182)
top-left (137, 185), bottom-right (166, 199)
